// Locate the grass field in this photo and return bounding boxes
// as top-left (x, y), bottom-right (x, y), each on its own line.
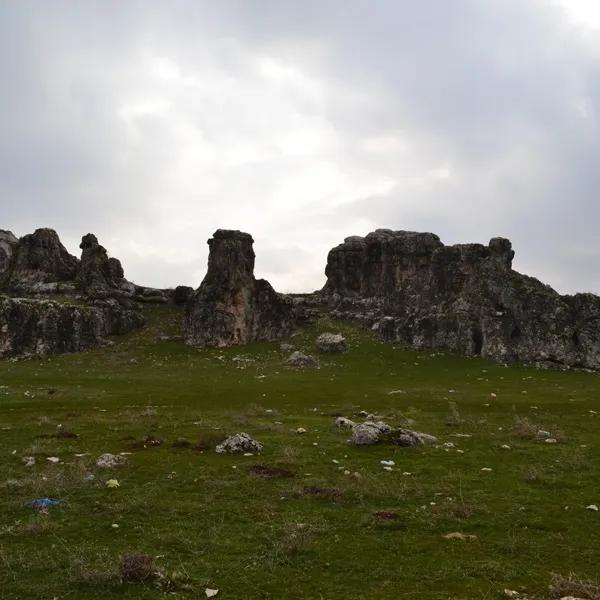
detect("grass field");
top-left (1, 304), bottom-right (599, 599)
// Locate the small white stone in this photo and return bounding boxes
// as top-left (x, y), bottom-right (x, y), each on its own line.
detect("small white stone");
top-left (586, 504), bottom-right (598, 511)
top-left (481, 467), bottom-right (493, 472)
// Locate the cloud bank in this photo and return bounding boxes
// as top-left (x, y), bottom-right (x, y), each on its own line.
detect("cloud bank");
top-left (1, 0), bottom-right (599, 293)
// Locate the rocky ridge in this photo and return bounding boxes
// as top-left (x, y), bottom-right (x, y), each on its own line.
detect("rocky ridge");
top-left (0, 228), bottom-right (153, 358)
top-left (321, 229), bottom-right (600, 370)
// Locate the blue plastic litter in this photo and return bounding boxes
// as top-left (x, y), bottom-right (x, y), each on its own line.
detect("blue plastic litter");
top-left (30, 498), bottom-right (61, 509)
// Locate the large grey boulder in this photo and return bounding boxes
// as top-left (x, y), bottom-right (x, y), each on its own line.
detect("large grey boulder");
top-left (322, 229), bottom-right (600, 370)
top-left (215, 432), bottom-right (263, 454)
top-left (350, 421), bottom-right (392, 446)
top-left (184, 230), bottom-right (295, 346)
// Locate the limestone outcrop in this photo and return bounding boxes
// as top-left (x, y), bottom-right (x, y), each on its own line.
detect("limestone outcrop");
top-left (184, 230), bottom-right (294, 346)
top-left (2, 228), bottom-right (80, 292)
top-left (0, 228), bottom-right (147, 358)
top-left (0, 295), bottom-right (143, 358)
top-left (322, 229), bottom-right (600, 370)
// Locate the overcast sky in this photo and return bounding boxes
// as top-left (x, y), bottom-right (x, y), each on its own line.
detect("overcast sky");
top-left (1, 1), bottom-right (600, 293)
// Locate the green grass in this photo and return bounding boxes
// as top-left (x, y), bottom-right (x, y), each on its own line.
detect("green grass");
top-left (0, 304), bottom-right (599, 599)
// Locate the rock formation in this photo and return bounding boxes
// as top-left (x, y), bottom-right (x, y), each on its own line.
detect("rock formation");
top-left (322, 229), bottom-right (600, 370)
top-left (0, 295), bottom-right (143, 358)
top-left (2, 228), bottom-right (79, 292)
top-left (184, 230), bottom-right (294, 346)
top-left (78, 233), bottom-right (126, 296)
top-left (0, 228), bottom-right (147, 358)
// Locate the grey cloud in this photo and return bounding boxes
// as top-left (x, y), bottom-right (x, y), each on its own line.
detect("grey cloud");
top-left (1, 1), bottom-right (599, 293)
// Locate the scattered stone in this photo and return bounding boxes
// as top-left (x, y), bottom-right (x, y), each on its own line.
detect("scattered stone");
top-left (285, 351), bottom-right (320, 369)
top-left (46, 456), bottom-right (60, 464)
top-left (105, 479), bottom-right (120, 488)
top-left (296, 427), bottom-right (307, 434)
top-left (443, 532), bottom-right (478, 541)
top-left (215, 432), bottom-right (263, 454)
top-left (586, 504), bottom-right (598, 511)
top-left (22, 456), bottom-right (35, 467)
top-left (205, 589), bottom-right (219, 598)
top-left (392, 428), bottom-right (438, 447)
top-left (350, 421), bottom-right (391, 446)
top-left (315, 332), bottom-right (347, 353)
top-left (335, 417), bottom-right (355, 429)
top-left (96, 453), bottom-right (128, 468)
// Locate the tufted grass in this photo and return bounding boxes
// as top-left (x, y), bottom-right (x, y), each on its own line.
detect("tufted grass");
top-left (0, 304), bottom-right (599, 599)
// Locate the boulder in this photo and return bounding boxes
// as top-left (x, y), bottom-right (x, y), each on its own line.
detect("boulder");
top-left (215, 432), bottom-right (263, 454)
top-left (350, 421), bottom-right (391, 446)
top-left (392, 429), bottom-right (438, 447)
top-left (335, 416), bottom-right (355, 429)
top-left (322, 229), bottom-right (600, 370)
top-left (316, 332), bottom-right (347, 353)
top-left (184, 230), bottom-right (295, 346)
top-left (285, 351), bottom-right (320, 369)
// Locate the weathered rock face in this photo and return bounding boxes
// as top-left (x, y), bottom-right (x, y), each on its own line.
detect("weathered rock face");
top-left (173, 285), bottom-right (194, 306)
top-left (0, 228), bottom-right (147, 358)
top-left (322, 229), bottom-right (600, 370)
top-left (3, 228), bottom-right (79, 291)
top-left (0, 230), bottom-right (18, 277)
top-left (0, 295), bottom-right (143, 358)
top-left (184, 230), bottom-right (295, 346)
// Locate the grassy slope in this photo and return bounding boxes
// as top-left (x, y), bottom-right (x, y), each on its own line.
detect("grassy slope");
top-left (0, 304), bottom-right (599, 599)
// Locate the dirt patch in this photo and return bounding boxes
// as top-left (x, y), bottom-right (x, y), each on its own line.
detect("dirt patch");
top-left (119, 553), bottom-right (158, 583)
top-left (301, 486), bottom-right (342, 499)
top-left (374, 510), bottom-right (400, 520)
top-left (193, 431), bottom-right (226, 451)
top-left (171, 438), bottom-right (191, 449)
top-left (36, 431), bottom-right (78, 440)
top-left (130, 435), bottom-right (163, 450)
top-left (248, 465), bottom-right (295, 478)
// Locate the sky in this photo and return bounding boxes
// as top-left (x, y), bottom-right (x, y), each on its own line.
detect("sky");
top-left (1, 0), bottom-right (600, 294)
